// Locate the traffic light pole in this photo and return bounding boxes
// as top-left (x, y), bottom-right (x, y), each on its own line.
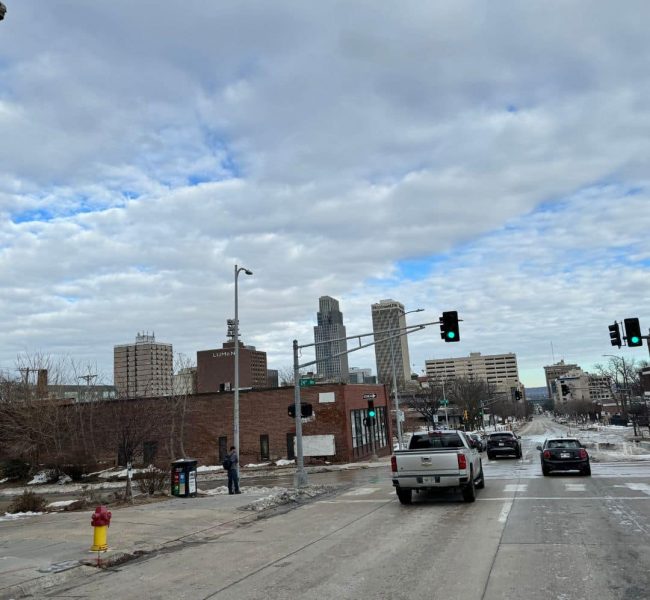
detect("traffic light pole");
top-left (292, 319), bottom-right (441, 487)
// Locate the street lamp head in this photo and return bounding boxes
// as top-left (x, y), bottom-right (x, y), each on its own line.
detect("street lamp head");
top-left (243, 269), bottom-right (253, 276)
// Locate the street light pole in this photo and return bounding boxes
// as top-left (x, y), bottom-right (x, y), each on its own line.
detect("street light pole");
top-left (234, 264), bottom-right (253, 473)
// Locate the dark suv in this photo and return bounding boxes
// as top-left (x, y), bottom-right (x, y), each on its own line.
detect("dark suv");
top-left (486, 431), bottom-right (522, 459)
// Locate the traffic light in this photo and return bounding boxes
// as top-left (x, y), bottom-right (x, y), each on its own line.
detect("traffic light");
top-left (609, 322), bottom-right (622, 348)
top-left (624, 318), bottom-right (643, 347)
top-left (514, 389), bottom-right (522, 401)
top-left (367, 398), bottom-right (376, 419)
top-left (288, 403), bottom-right (313, 418)
top-left (440, 311), bottom-right (460, 342)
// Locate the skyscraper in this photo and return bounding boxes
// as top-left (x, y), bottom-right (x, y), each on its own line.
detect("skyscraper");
top-left (372, 299), bottom-right (412, 388)
top-left (314, 296), bottom-right (349, 382)
top-left (114, 332), bottom-right (173, 397)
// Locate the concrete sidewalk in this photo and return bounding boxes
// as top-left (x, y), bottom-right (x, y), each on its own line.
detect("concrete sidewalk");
top-left (0, 491), bottom-right (274, 600)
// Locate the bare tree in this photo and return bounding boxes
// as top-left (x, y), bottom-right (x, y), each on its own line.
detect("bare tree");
top-left (447, 376), bottom-right (491, 429)
top-left (165, 353), bottom-right (196, 459)
top-left (593, 357), bottom-right (649, 415)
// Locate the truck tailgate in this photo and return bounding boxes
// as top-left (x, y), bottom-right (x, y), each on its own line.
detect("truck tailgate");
top-left (394, 450), bottom-right (460, 476)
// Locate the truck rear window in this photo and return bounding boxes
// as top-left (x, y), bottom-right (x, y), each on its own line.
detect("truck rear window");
top-left (409, 433), bottom-right (464, 449)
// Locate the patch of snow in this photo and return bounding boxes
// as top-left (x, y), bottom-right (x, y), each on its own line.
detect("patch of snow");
top-left (240, 485), bottom-right (333, 512)
top-left (0, 511), bottom-right (43, 522)
top-left (58, 474), bottom-right (72, 485)
top-left (275, 459), bottom-right (295, 466)
top-left (27, 471), bottom-right (51, 485)
top-left (244, 462), bottom-right (272, 468)
top-left (47, 500), bottom-right (78, 508)
top-left (0, 477), bottom-right (8, 484)
top-left (197, 465), bottom-right (223, 473)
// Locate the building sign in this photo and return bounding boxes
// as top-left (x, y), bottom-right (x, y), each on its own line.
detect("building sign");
top-left (297, 435), bottom-right (336, 456)
top-left (212, 351), bottom-right (235, 358)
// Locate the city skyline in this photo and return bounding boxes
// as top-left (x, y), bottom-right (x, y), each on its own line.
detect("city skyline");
top-left (1, 3), bottom-right (649, 388)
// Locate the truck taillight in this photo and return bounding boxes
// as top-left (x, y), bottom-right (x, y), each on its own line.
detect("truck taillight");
top-left (457, 454), bottom-right (467, 470)
top-left (543, 450), bottom-right (551, 459)
top-left (579, 449), bottom-right (588, 459)
top-left (391, 456), bottom-right (397, 472)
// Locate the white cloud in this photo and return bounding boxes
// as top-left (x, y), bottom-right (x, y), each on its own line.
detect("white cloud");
top-left (0, 2), bottom-right (649, 386)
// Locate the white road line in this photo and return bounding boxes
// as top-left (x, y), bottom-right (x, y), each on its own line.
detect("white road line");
top-left (341, 487), bottom-right (378, 496)
top-left (619, 483), bottom-right (650, 495)
top-left (479, 496), bottom-right (650, 501)
top-left (498, 500), bottom-right (513, 523)
top-left (504, 484), bottom-right (528, 492)
top-left (565, 483), bottom-right (586, 492)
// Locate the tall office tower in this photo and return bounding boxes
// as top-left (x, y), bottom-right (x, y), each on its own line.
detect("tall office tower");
top-left (313, 296), bottom-right (349, 382)
top-left (372, 299), bottom-right (411, 388)
top-left (114, 332), bottom-right (173, 397)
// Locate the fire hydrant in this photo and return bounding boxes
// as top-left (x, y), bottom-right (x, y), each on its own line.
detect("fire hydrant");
top-left (90, 506), bottom-right (112, 552)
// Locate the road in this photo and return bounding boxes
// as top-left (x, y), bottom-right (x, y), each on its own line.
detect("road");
top-left (44, 417), bottom-right (650, 600)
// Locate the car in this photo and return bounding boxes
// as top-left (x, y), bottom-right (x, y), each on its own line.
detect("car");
top-left (537, 438), bottom-right (590, 476)
top-left (468, 433), bottom-right (486, 452)
top-left (486, 431), bottom-right (522, 459)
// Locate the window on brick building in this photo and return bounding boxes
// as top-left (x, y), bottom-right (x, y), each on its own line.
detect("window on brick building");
top-left (286, 433), bottom-right (295, 460)
top-left (260, 435), bottom-right (270, 461)
top-left (218, 436), bottom-right (228, 462)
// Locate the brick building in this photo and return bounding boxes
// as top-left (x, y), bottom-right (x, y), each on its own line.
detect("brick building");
top-left (43, 383), bottom-right (392, 468)
top-left (197, 340), bottom-right (268, 393)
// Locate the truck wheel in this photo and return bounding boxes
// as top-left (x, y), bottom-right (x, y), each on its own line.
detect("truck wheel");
top-left (396, 488), bottom-right (412, 505)
top-left (476, 463), bottom-right (485, 489)
top-left (462, 470), bottom-right (476, 502)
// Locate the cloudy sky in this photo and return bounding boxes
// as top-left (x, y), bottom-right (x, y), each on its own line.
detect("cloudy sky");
top-left (1, 1), bottom-right (648, 388)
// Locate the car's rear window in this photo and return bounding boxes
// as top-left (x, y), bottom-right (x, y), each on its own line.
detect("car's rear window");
top-left (489, 433), bottom-right (514, 440)
top-left (409, 433), bottom-right (464, 449)
top-left (547, 440), bottom-right (581, 449)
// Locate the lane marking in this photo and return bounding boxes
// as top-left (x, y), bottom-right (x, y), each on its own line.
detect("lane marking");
top-left (318, 499), bottom-right (389, 504)
top-left (565, 483), bottom-right (586, 492)
top-left (341, 487), bottom-right (378, 497)
top-left (478, 496), bottom-right (650, 501)
top-left (498, 500), bottom-right (513, 523)
top-left (618, 483), bottom-right (650, 495)
top-left (504, 484), bottom-right (528, 492)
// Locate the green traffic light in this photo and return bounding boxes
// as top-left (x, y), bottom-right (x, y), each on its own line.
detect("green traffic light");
top-left (631, 336), bottom-right (640, 344)
top-left (368, 410), bottom-right (376, 418)
top-left (447, 331), bottom-right (456, 339)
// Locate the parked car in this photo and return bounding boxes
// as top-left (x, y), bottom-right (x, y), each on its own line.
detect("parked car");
top-left (486, 431), bottom-right (522, 459)
top-left (536, 438), bottom-right (591, 476)
top-left (391, 430), bottom-right (484, 504)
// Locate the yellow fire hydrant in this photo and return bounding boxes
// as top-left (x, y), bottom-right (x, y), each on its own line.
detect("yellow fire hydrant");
top-left (90, 506), bottom-right (112, 551)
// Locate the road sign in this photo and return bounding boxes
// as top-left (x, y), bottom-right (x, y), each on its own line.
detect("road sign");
top-left (362, 393), bottom-right (377, 399)
top-left (299, 378), bottom-right (316, 387)
top-left (440, 399), bottom-right (449, 406)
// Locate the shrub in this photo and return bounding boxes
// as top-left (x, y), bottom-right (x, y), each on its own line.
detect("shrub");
top-left (137, 467), bottom-right (168, 495)
top-left (8, 490), bottom-right (47, 513)
top-left (1, 459), bottom-right (31, 481)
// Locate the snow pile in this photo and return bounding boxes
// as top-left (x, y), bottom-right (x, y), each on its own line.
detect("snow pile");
top-left (58, 474), bottom-right (72, 485)
top-left (244, 462), bottom-right (272, 468)
top-left (275, 459), bottom-right (295, 466)
top-left (0, 511), bottom-right (43, 522)
top-left (27, 471), bottom-right (52, 485)
top-left (202, 485), bottom-right (286, 497)
top-left (241, 485), bottom-right (333, 512)
top-left (0, 477), bottom-right (8, 484)
top-left (47, 500), bottom-right (78, 509)
top-left (197, 465), bottom-right (223, 473)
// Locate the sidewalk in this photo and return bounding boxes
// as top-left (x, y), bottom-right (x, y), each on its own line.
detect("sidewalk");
top-left (0, 490), bottom-right (275, 600)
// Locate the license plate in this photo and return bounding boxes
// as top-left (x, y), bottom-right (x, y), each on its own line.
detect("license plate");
top-left (498, 442), bottom-right (504, 446)
top-left (422, 477), bottom-right (433, 483)
top-left (560, 452), bottom-right (570, 458)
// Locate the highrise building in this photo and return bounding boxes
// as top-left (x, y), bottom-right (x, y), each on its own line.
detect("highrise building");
top-left (313, 296), bottom-right (349, 382)
top-left (544, 360), bottom-right (579, 401)
top-left (372, 299), bottom-right (411, 388)
top-left (114, 332), bottom-right (173, 397)
top-left (425, 351), bottom-right (521, 397)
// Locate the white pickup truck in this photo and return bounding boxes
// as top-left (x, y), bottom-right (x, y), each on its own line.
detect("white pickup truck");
top-left (391, 430), bottom-right (485, 504)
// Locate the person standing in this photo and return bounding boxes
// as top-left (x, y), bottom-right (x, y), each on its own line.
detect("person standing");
top-left (225, 446), bottom-right (240, 494)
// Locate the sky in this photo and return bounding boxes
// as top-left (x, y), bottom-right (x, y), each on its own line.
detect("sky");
top-left (0, 1), bottom-right (649, 388)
